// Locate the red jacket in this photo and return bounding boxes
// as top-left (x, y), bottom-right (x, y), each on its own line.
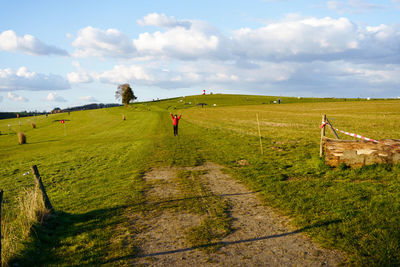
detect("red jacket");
top-left (171, 114), bottom-right (181, 126)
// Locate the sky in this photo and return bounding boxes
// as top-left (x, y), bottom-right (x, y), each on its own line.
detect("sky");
top-left (1, 0), bottom-right (400, 112)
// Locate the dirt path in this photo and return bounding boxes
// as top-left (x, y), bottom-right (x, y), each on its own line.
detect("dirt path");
top-left (132, 162), bottom-right (345, 266)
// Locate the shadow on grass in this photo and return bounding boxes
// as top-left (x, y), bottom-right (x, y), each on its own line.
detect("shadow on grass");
top-left (106, 219), bottom-right (342, 264)
top-left (9, 205), bottom-right (129, 266)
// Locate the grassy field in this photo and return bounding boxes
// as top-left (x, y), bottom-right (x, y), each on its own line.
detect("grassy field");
top-left (0, 107), bottom-right (163, 265)
top-left (177, 99), bottom-right (400, 266)
top-left (1, 95), bottom-right (400, 265)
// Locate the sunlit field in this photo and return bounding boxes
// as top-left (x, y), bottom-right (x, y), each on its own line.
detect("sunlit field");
top-left (1, 96), bottom-right (400, 265)
top-left (177, 99), bottom-right (400, 265)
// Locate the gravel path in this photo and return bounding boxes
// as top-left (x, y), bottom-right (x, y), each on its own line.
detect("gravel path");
top-left (132, 162), bottom-right (345, 266)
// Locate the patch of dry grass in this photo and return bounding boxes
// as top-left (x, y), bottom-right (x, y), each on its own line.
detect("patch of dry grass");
top-left (1, 186), bottom-right (50, 266)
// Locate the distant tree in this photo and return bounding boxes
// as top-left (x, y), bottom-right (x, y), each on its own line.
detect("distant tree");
top-left (115, 83), bottom-right (137, 106)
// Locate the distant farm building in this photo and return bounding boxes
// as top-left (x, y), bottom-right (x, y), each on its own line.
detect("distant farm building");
top-left (51, 108), bottom-right (61, 114)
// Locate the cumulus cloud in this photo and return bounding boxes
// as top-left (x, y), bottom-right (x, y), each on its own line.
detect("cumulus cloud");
top-left (0, 30), bottom-right (68, 56)
top-left (46, 92), bottom-right (66, 102)
top-left (79, 96), bottom-right (98, 102)
top-left (68, 14), bottom-right (400, 97)
top-left (138, 13), bottom-right (191, 29)
top-left (67, 72), bottom-right (93, 83)
top-left (71, 14), bottom-right (400, 64)
top-left (72, 26), bottom-right (135, 57)
top-left (233, 17), bottom-right (361, 61)
top-left (232, 16), bottom-right (400, 64)
top-left (8, 92), bottom-right (28, 102)
top-left (95, 65), bottom-right (153, 84)
top-left (67, 61), bottom-right (93, 83)
top-left (134, 20), bottom-right (222, 60)
top-left (0, 67), bottom-right (70, 91)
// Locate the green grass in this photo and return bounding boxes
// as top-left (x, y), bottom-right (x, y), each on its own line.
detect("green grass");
top-left (1, 95), bottom-right (400, 265)
top-left (0, 107), bottom-right (161, 265)
top-left (136, 93), bottom-right (383, 111)
top-left (176, 99), bottom-right (400, 266)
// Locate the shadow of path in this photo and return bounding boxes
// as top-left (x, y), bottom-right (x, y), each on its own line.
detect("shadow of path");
top-left (106, 219), bottom-right (342, 264)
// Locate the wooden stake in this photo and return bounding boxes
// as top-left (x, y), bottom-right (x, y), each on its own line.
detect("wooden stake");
top-left (326, 118), bottom-right (340, 139)
top-left (256, 114), bottom-right (264, 155)
top-left (30, 165), bottom-right (54, 212)
top-left (320, 114), bottom-right (326, 157)
top-left (0, 190), bottom-right (3, 265)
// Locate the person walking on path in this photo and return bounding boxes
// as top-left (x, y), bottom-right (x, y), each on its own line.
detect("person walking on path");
top-left (170, 113), bottom-right (182, 136)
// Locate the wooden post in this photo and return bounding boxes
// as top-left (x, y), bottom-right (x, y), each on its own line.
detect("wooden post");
top-left (326, 118), bottom-right (340, 139)
top-left (0, 190), bottom-right (3, 265)
top-left (256, 114), bottom-right (264, 155)
top-left (320, 114), bottom-right (326, 157)
top-left (30, 165), bottom-right (54, 212)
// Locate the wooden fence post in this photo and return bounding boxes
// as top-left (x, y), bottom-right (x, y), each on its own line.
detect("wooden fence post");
top-left (30, 165), bottom-right (54, 212)
top-left (320, 114), bottom-right (326, 157)
top-left (0, 190), bottom-right (3, 266)
top-left (256, 113), bottom-right (264, 155)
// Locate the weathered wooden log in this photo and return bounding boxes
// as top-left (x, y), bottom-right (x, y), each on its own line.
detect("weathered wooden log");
top-left (323, 137), bottom-right (400, 167)
top-left (30, 165), bottom-right (54, 211)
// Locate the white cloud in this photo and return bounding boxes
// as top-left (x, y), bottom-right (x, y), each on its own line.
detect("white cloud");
top-left (46, 92), bottom-right (66, 102)
top-left (0, 30), bottom-right (68, 56)
top-left (67, 14), bottom-right (400, 98)
top-left (79, 96), bottom-right (98, 102)
top-left (72, 15), bottom-right (400, 64)
top-left (138, 13), bottom-right (191, 29)
top-left (232, 16), bottom-right (400, 64)
top-left (0, 67), bottom-right (70, 91)
top-left (134, 21), bottom-right (221, 60)
top-left (95, 65), bottom-right (152, 84)
top-left (233, 17), bottom-right (360, 61)
top-left (67, 72), bottom-right (93, 83)
top-left (72, 26), bottom-right (135, 57)
top-left (0, 95), bottom-right (2, 102)
top-left (8, 92), bottom-right (28, 102)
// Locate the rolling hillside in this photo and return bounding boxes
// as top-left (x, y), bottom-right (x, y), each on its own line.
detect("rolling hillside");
top-left (1, 94), bottom-right (400, 265)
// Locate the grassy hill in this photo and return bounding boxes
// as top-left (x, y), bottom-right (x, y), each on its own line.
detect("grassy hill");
top-left (1, 94), bottom-right (400, 265)
top-left (137, 93), bottom-right (372, 110)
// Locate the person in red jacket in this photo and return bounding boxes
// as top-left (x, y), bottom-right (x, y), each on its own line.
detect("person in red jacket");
top-left (170, 113), bottom-right (182, 136)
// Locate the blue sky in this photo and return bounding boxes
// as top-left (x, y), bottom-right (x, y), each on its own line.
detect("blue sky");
top-left (1, 0), bottom-right (400, 111)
